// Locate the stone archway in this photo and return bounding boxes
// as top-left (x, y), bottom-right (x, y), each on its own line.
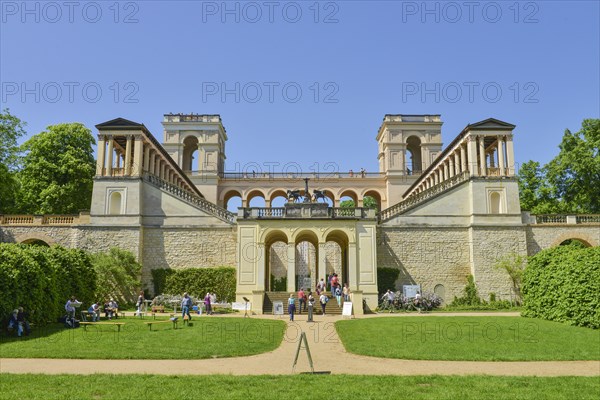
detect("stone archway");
top-left (16, 233), bottom-right (56, 246)
top-left (264, 230), bottom-right (289, 291)
top-left (293, 230), bottom-right (320, 291)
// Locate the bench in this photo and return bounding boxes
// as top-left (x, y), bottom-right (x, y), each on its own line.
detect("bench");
top-left (79, 322), bottom-right (125, 333)
top-left (145, 319), bottom-right (178, 331)
top-left (151, 305), bottom-right (165, 313)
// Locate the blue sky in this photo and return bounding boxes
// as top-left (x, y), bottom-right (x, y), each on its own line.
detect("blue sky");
top-left (1, 0), bottom-right (599, 175)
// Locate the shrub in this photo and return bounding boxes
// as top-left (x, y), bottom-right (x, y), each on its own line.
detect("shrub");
top-left (449, 275), bottom-right (482, 307)
top-left (92, 248), bottom-right (141, 305)
top-left (151, 268), bottom-right (176, 296)
top-left (377, 267), bottom-right (400, 295)
top-left (522, 244), bottom-right (600, 329)
top-left (0, 243), bottom-right (96, 326)
top-left (152, 267), bottom-right (236, 302)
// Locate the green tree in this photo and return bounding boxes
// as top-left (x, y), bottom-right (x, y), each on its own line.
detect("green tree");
top-left (495, 253), bottom-right (527, 305)
top-left (518, 119), bottom-right (600, 214)
top-left (0, 109), bottom-right (26, 213)
top-left (17, 123), bottom-right (95, 214)
top-left (92, 248), bottom-right (142, 304)
top-left (340, 196), bottom-right (378, 209)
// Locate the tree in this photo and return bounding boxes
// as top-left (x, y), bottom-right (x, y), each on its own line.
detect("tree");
top-left (495, 253), bottom-right (527, 305)
top-left (17, 123), bottom-right (95, 214)
top-left (0, 109), bottom-right (26, 213)
top-left (518, 119), bottom-right (600, 214)
top-left (92, 248), bottom-right (142, 304)
top-left (340, 196), bottom-right (378, 210)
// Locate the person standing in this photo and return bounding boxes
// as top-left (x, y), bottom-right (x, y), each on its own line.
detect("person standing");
top-left (319, 292), bottom-right (328, 315)
top-left (135, 291), bottom-right (144, 317)
top-left (297, 288), bottom-right (306, 314)
top-left (335, 286), bottom-right (342, 307)
top-left (343, 283), bottom-right (351, 302)
top-left (316, 278), bottom-right (325, 295)
top-left (181, 293), bottom-right (192, 321)
top-left (288, 294), bottom-right (296, 321)
top-left (330, 273), bottom-right (339, 297)
top-left (204, 292), bottom-right (213, 315)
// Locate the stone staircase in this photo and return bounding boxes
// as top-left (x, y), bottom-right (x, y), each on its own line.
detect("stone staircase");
top-left (263, 291), bottom-right (344, 315)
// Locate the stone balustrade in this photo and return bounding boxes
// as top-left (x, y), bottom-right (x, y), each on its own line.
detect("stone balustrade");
top-left (530, 214), bottom-right (600, 225)
top-left (0, 213), bottom-right (90, 226)
top-left (379, 171), bottom-right (470, 222)
top-left (238, 205), bottom-right (376, 220)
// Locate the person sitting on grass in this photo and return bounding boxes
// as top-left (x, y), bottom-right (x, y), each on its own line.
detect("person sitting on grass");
top-left (8, 307), bottom-right (31, 337)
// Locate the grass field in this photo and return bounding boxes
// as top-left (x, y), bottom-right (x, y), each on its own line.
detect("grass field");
top-left (336, 316), bottom-right (600, 361)
top-left (0, 374), bottom-right (598, 400)
top-left (0, 317), bottom-right (285, 359)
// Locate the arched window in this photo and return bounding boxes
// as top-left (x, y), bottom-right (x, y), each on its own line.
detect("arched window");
top-left (109, 192), bottom-right (122, 214)
top-left (406, 136), bottom-right (423, 173)
top-left (182, 136), bottom-right (199, 171)
top-left (490, 192), bottom-right (501, 214)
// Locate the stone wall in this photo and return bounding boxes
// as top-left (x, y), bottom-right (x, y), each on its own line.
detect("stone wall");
top-left (526, 225), bottom-right (600, 255)
top-left (377, 227), bottom-right (471, 303)
top-left (141, 227), bottom-right (237, 284)
top-left (468, 226), bottom-right (528, 300)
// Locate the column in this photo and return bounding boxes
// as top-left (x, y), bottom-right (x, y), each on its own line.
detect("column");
top-left (265, 199), bottom-right (271, 208)
top-left (106, 137), bottom-right (114, 176)
top-left (489, 149), bottom-right (496, 168)
top-left (505, 135), bottom-right (515, 175)
top-left (460, 143), bottom-right (467, 173)
top-left (96, 136), bottom-right (106, 176)
top-left (467, 136), bottom-right (477, 176)
top-left (348, 242), bottom-right (357, 291)
top-left (449, 155), bottom-right (455, 178)
top-left (443, 161), bottom-right (449, 180)
top-left (149, 153), bottom-right (156, 175)
top-left (478, 136), bottom-right (487, 176)
top-left (453, 152), bottom-right (460, 175)
top-left (143, 146), bottom-right (150, 173)
top-left (287, 242), bottom-right (296, 292)
top-left (497, 136), bottom-right (506, 176)
top-left (318, 242), bottom-right (327, 288)
top-left (124, 136), bottom-right (133, 175)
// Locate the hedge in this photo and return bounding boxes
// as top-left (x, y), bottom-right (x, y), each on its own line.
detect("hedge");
top-left (0, 243), bottom-right (96, 326)
top-left (522, 244), bottom-right (600, 329)
top-left (153, 267), bottom-right (236, 302)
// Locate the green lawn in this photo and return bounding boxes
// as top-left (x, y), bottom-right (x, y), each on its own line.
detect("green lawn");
top-left (336, 316), bottom-right (600, 361)
top-left (0, 317), bottom-right (285, 359)
top-left (0, 375), bottom-right (598, 400)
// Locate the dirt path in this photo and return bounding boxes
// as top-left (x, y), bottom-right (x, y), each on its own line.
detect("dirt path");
top-left (2, 314), bottom-right (599, 376)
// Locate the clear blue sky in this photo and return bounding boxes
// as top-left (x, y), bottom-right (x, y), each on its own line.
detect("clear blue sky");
top-left (1, 0), bottom-right (599, 174)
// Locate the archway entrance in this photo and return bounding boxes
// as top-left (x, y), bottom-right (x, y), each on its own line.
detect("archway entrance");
top-left (325, 230), bottom-right (350, 289)
top-left (295, 230), bottom-right (319, 292)
top-left (264, 230), bottom-right (289, 291)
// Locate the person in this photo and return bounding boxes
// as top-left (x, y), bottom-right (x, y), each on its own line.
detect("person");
top-left (65, 296), bottom-right (78, 321)
top-left (88, 302), bottom-right (100, 322)
top-left (287, 294), bottom-right (295, 321)
top-left (335, 286), bottom-right (342, 307)
top-left (181, 292), bottom-right (192, 321)
top-left (330, 273), bottom-right (339, 297)
top-left (135, 291), bottom-right (144, 317)
top-left (103, 300), bottom-right (113, 320)
top-left (319, 292), bottom-right (328, 315)
top-left (204, 292), bottom-right (212, 315)
top-left (348, 169), bottom-right (354, 177)
top-left (9, 307), bottom-right (31, 337)
top-left (316, 278), bottom-right (326, 295)
top-left (210, 292), bottom-right (217, 305)
top-left (343, 283), bottom-right (351, 302)
top-left (109, 298), bottom-right (119, 319)
top-left (414, 291), bottom-right (422, 313)
top-left (297, 288), bottom-right (306, 314)
top-left (360, 167), bottom-right (366, 177)
top-left (382, 289), bottom-right (395, 308)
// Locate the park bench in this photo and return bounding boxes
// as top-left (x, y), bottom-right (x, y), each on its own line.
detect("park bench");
top-left (79, 322), bottom-right (125, 333)
top-left (151, 305), bottom-right (165, 313)
top-left (145, 319), bottom-right (178, 331)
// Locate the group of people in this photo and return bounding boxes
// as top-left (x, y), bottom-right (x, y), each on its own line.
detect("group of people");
top-left (180, 292), bottom-right (217, 320)
top-left (348, 168), bottom-right (367, 177)
top-left (286, 275), bottom-right (352, 320)
top-left (86, 299), bottom-right (119, 321)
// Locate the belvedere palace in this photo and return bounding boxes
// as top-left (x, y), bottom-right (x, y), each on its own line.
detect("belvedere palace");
top-left (1, 114), bottom-right (598, 313)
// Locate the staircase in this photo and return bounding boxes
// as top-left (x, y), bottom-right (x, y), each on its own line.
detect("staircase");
top-left (263, 292), bottom-right (344, 315)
